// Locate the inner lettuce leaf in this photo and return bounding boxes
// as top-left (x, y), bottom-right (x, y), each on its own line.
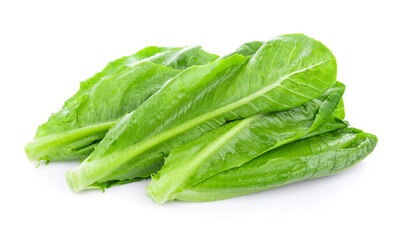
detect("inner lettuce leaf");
top-left (173, 128), bottom-right (378, 202)
top-left (25, 46), bottom-right (219, 162)
top-left (145, 82), bottom-right (346, 204)
top-left (66, 34), bottom-right (338, 192)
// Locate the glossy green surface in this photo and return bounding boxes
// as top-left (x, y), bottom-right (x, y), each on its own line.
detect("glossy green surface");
top-left (66, 34), bottom-right (338, 192)
top-left (174, 128), bottom-right (377, 202)
top-left (146, 83), bottom-right (345, 204)
top-left (25, 46), bottom-right (218, 162)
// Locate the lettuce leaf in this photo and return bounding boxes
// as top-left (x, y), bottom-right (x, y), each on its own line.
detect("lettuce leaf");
top-left (174, 128), bottom-right (377, 202)
top-left (145, 82), bottom-right (346, 204)
top-left (25, 46), bottom-right (218, 162)
top-left (66, 34), bottom-right (338, 192)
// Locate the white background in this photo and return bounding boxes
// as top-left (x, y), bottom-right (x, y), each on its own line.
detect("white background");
top-left (1, 0), bottom-right (403, 239)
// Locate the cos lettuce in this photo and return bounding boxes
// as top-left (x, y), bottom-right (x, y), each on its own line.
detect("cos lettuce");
top-left (173, 128), bottom-right (377, 202)
top-left (24, 33), bottom-right (377, 204)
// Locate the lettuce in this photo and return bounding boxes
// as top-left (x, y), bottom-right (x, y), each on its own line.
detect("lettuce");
top-left (23, 33), bottom-right (378, 204)
top-left (173, 128), bottom-right (378, 202)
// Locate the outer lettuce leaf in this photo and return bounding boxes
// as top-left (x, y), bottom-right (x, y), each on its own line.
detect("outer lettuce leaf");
top-left (145, 82), bottom-right (345, 204)
top-left (66, 34), bottom-right (337, 192)
top-left (25, 46), bottom-right (218, 162)
top-left (174, 128), bottom-right (378, 202)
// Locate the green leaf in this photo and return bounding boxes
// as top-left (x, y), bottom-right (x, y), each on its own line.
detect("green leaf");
top-left (66, 34), bottom-right (338, 192)
top-left (220, 41), bottom-right (264, 59)
top-left (25, 46), bottom-right (218, 162)
top-left (174, 128), bottom-right (377, 202)
top-left (145, 82), bottom-right (345, 204)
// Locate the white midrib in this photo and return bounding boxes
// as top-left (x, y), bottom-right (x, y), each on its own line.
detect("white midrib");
top-left (77, 58), bottom-right (334, 190)
top-left (150, 114), bottom-right (261, 203)
top-left (26, 120), bottom-right (118, 160)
